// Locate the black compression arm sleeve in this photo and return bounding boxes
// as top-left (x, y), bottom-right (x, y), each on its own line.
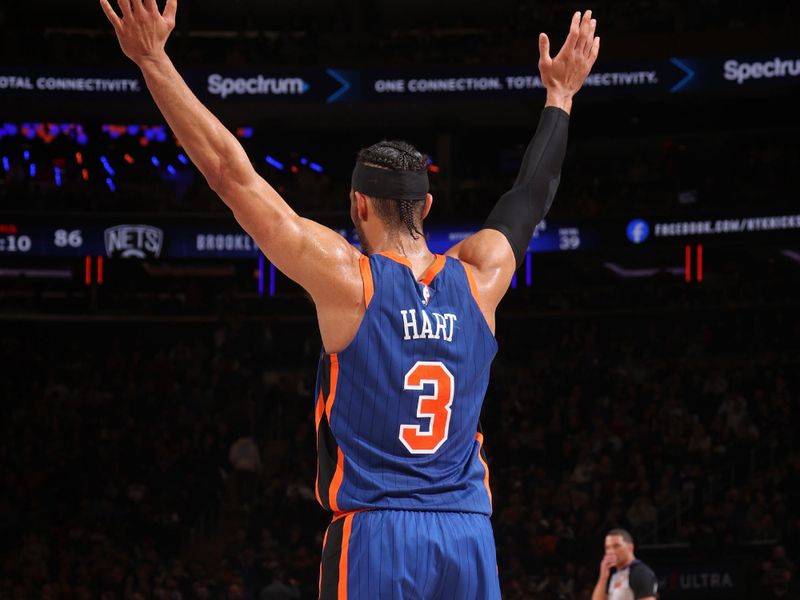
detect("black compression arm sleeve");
top-left (482, 106), bottom-right (570, 267)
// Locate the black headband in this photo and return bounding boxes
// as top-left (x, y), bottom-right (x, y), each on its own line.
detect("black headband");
top-left (351, 162), bottom-right (429, 201)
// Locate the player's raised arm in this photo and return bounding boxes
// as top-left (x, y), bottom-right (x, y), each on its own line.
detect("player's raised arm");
top-left (447, 10), bottom-right (600, 320)
top-left (99, 0), bottom-right (362, 304)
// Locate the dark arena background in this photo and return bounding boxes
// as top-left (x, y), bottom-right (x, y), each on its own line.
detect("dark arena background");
top-left (1, 1), bottom-right (799, 598)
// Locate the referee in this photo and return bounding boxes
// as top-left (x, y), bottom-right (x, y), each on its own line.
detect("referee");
top-left (592, 529), bottom-right (658, 600)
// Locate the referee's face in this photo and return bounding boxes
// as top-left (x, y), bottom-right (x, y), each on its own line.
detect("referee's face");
top-left (605, 535), bottom-right (634, 568)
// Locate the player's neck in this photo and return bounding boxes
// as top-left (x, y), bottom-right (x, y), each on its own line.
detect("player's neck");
top-left (618, 557), bottom-right (636, 570)
top-left (370, 230), bottom-right (435, 277)
top-left (372, 233), bottom-right (432, 261)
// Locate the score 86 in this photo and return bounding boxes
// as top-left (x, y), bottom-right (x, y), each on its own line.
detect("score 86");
top-left (53, 229), bottom-right (84, 249)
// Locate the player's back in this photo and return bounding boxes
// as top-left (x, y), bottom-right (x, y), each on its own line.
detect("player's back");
top-left (314, 252), bottom-right (497, 515)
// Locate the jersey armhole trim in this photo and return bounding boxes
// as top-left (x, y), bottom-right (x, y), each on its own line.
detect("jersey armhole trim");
top-left (460, 261), bottom-right (482, 307)
top-left (359, 254), bottom-right (374, 308)
top-left (459, 260), bottom-right (497, 342)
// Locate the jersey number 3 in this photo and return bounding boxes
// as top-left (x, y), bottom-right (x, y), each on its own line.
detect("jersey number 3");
top-left (399, 361), bottom-right (454, 454)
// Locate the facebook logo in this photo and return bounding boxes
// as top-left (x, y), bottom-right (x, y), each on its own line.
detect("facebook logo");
top-left (626, 219), bottom-right (650, 244)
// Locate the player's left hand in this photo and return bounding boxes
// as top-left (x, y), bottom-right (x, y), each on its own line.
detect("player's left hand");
top-left (538, 10), bottom-right (600, 98)
top-left (100, 0), bottom-right (177, 65)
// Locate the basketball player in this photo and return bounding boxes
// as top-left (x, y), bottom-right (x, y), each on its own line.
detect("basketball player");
top-left (100, 1), bottom-right (599, 597)
top-left (592, 529), bottom-right (659, 600)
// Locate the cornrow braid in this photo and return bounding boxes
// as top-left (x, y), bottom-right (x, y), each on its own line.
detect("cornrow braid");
top-left (382, 142), bottom-right (423, 169)
top-left (399, 198), bottom-right (424, 239)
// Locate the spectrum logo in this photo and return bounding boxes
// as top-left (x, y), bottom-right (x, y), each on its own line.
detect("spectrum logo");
top-left (207, 74), bottom-right (309, 99)
top-left (626, 219), bottom-right (650, 244)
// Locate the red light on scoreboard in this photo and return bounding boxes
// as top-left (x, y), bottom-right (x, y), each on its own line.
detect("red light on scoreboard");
top-left (697, 244), bottom-right (703, 282)
top-left (84, 257), bottom-right (104, 285)
top-left (685, 245), bottom-right (691, 282)
top-left (685, 244), bottom-right (704, 283)
top-left (0, 224), bottom-right (19, 234)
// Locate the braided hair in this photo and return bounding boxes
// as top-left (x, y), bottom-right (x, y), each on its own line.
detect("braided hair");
top-left (356, 141), bottom-right (428, 239)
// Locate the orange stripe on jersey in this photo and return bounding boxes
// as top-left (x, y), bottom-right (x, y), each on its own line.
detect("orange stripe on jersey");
top-left (359, 254), bottom-right (374, 308)
top-left (315, 390), bottom-right (326, 432)
top-left (378, 251), bottom-right (412, 269)
top-left (314, 390), bottom-right (325, 506)
top-left (324, 354), bottom-right (339, 422)
top-left (460, 261), bottom-right (482, 305)
top-left (476, 432), bottom-right (493, 508)
top-left (338, 513), bottom-right (355, 599)
top-left (420, 254), bottom-right (446, 286)
top-left (318, 525), bottom-right (330, 597)
top-left (324, 354), bottom-right (344, 511)
top-left (329, 448), bottom-right (345, 512)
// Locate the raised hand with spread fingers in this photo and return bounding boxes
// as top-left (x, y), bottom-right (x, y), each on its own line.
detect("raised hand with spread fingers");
top-left (100, 0), bottom-right (177, 65)
top-left (539, 10), bottom-right (600, 113)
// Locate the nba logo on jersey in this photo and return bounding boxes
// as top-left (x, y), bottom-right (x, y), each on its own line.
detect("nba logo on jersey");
top-left (421, 283), bottom-right (431, 305)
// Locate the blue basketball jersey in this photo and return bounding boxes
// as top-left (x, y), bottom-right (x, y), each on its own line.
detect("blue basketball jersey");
top-left (314, 252), bottom-right (498, 515)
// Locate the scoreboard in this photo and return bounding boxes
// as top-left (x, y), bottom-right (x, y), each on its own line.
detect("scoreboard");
top-left (0, 213), bottom-right (797, 259)
top-left (0, 218), bottom-right (590, 259)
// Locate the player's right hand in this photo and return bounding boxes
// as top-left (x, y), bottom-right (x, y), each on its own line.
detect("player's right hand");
top-left (100, 0), bottom-right (177, 65)
top-left (599, 552), bottom-right (616, 579)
